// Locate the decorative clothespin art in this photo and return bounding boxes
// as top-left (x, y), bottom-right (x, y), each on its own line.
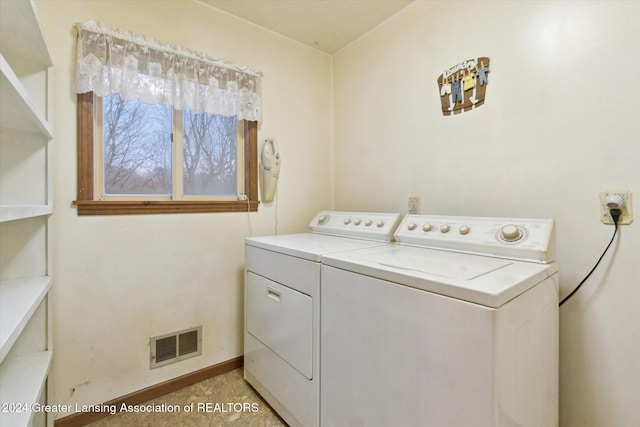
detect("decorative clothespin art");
top-left (437, 57), bottom-right (490, 116)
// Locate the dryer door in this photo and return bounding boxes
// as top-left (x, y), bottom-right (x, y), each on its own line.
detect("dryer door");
top-left (246, 272), bottom-right (313, 379)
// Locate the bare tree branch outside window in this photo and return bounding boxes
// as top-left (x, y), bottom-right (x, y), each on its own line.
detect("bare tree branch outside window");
top-left (101, 94), bottom-right (238, 199)
top-left (183, 110), bottom-right (237, 196)
top-left (103, 94), bottom-right (172, 195)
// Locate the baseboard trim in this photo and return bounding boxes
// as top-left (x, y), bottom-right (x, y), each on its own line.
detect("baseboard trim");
top-left (54, 356), bottom-right (243, 427)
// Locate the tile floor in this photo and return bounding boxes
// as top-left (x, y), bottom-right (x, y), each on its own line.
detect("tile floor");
top-left (86, 368), bottom-right (287, 426)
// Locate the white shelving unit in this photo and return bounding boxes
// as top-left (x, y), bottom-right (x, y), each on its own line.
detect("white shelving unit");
top-left (0, 0), bottom-right (54, 426)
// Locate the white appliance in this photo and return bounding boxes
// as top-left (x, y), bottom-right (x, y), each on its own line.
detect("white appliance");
top-left (244, 211), bottom-right (402, 427)
top-left (321, 215), bottom-right (559, 427)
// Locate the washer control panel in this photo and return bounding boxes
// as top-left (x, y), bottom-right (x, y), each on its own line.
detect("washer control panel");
top-left (309, 211), bottom-right (402, 242)
top-left (395, 215), bottom-right (555, 263)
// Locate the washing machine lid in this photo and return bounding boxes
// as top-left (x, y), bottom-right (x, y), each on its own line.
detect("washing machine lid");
top-left (245, 233), bottom-right (389, 262)
top-left (322, 245), bottom-right (558, 308)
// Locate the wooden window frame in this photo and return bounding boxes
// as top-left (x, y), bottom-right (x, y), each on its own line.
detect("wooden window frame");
top-left (74, 92), bottom-right (259, 215)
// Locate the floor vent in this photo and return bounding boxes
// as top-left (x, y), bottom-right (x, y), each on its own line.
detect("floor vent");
top-left (150, 326), bottom-right (202, 369)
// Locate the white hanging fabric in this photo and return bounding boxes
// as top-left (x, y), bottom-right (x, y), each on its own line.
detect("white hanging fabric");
top-left (75, 20), bottom-right (262, 122)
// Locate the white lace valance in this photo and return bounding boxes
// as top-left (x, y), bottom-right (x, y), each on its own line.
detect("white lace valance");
top-left (75, 20), bottom-right (262, 122)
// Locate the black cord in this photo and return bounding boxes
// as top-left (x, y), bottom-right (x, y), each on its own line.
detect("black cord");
top-left (559, 208), bottom-right (622, 306)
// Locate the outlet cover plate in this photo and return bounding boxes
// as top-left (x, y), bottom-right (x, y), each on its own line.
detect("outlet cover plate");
top-left (600, 190), bottom-right (633, 225)
top-left (408, 196), bottom-right (421, 215)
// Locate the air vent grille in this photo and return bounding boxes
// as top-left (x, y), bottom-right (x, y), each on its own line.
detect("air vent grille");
top-left (179, 329), bottom-right (199, 355)
top-left (150, 326), bottom-right (202, 369)
top-left (155, 335), bottom-right (177, 363)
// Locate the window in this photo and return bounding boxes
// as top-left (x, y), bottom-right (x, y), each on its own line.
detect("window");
top-left (75, 92), bottom-right (258, 215)
top-left (98, 93), bottom-right (242, 200)
top-left (100, 94), bottom-right (173, 197)
top-left (73, 20), bottom-right (262, 215)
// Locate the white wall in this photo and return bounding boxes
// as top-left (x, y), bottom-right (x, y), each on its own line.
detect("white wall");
top-left (333, 1), bottom-right (639, 425)
top-left (35, 0), bottom-right (332, 414)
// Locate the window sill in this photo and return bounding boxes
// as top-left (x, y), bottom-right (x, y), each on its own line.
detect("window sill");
top-left (73, 200), bottom-right (259, 215)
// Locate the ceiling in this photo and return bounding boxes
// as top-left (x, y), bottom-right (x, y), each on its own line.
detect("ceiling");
top-left (200, 0), bottom-right (413, 54)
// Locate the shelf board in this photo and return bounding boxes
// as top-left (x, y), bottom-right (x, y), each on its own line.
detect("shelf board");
top-left (0, 205), bottom-right (53, 223)
top-left (0, 276), bottom-right (52, 364)
top-left (0, 0), bottom-right (52, 76)
top-left (0, 351), bottom-right (52, 427)
top-left (0, 53), bottom-right (53, 138)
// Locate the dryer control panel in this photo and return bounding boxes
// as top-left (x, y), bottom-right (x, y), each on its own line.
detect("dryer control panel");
top-left (395, 215), bottom-right (556, 263)
top-left (309, 211), bottom-right (402, 242)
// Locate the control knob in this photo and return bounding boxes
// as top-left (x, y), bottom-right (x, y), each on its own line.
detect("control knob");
top-left (422, 224), bottom-right (433, 232)
top-left (376, 220), bottom-right (385, 228)
top-left (344, 218), bottom-right (351, 225)
top-left (407, 223), bottom-right (417, 231)
top-left (365, 220), bottom-right (373, 227)
top-left (500, 224), bottom-right (522, 242)
top-left (354, 219), bottom-right (362, 226)
top-left (440, 224), bottom-right (450, 233)
top-left (459, 225), bottom-right (470, 235)
top-left (318, 215), bottom-right (329, 225)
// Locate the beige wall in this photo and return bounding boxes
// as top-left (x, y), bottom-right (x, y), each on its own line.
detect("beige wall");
top-left (35, 0), bottom-right (332, 414)
top-left (333, 1), bottom-right (639, 426)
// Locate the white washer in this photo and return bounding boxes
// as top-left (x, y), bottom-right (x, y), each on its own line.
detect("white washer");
top-left (244, 211), bottom-right (402, 427)
top-left (321, 214), bottom-right (559, 427)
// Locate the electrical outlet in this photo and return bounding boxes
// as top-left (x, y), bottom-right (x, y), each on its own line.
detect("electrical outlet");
top-left (599, 190), bottom-right (633, 225)
top-left (408, 196), bottom-right (421, 214)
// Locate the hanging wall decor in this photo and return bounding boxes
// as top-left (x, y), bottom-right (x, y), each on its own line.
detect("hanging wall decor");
top-left (437, 57), bottom-right (490, 116)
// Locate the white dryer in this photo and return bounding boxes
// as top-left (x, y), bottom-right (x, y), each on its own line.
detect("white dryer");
top-left (321, 215), bottom-right (559, 427)
top-left (244, 211), bottom-right (402, 427)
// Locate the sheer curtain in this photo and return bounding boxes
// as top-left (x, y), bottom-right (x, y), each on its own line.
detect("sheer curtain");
top-left (75, 20), bottom-right (262, 122)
